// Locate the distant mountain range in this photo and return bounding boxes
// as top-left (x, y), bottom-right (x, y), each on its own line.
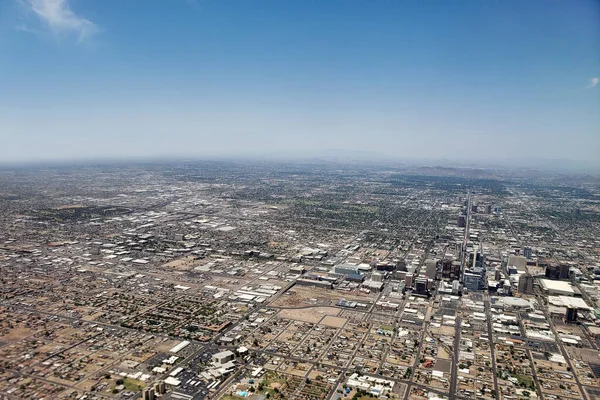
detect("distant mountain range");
top-left (1, 149), bottom-right (598, 176)
top-left (242, 148), bottom-right (600, 173)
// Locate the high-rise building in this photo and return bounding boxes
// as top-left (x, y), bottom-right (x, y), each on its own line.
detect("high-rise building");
top-left (414, 277), bottom-right (429, 296)
top-left (457, 215), bottom-right (466, 227)
top-left (494, 268), bottom-right (502, 281)
top-left (154, 380), bottom-right (166, 395)
top-left (441, 259), bottom-right (460, 281)
top-left (405, 273), bottom-right (414, 288)
top-left (545, 264), bottom-right (560, 280)
top-left (464, 272), bottom-right (482, 291)
top-left (566, 306), bottom-right (578, 322)
top-left (424, 259), bottom-right (437, 280)
top-left (523, 247), bottom-right (532, 259)
top-left (452, 280), bottom-right (461, 295)
top-left (559, 264), bottom-right (570, 280)
top-left (395, 260), bottom-right (408, 272)
top-left (508, 255), bottom-right (527, 272)
top-left (518, 273), bottom-right (534, 294)
top-left (142, 387), bottom-right (155, 400)
top-left (472, 250), bottom-right (485, 269)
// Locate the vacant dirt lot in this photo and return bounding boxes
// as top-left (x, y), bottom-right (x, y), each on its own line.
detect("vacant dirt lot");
top-left (271, 285), bottom-right (370, 308)
top-left (320, 315), bottom-right (347, 328)
top-left (278, 307), bottom-right (340, 324)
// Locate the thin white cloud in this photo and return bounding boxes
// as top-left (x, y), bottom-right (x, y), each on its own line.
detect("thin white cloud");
top-left (585, 77), bottom-right (599, 89)
top-left (15, 23), bottom-right (46, 38)
top-left (24, 0), bottom-right (97, 42)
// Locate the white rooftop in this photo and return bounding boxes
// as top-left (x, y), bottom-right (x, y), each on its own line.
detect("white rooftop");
top-left (548, 295), bottom-right (592, 310)
top-left (539, 279), bottom-right (575, 295)
top-left (164, 377), bottom-right (181, 386)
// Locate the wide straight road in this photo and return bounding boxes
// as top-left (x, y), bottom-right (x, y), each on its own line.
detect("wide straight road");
top-left (484, 298), bottom-right (500, 398)
top-left (448, 316), bottom-right (462, 400)
top-left (449, 190), bottom-right (471, 399)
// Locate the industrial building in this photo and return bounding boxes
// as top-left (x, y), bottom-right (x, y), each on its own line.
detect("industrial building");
top-left (539, 279), bottom-right (576, 296)
top-left (169, 340), bottom-right (190, 354)
top-left (333, 263), bottom-right (361, 276)
top-left (346, 273), bottom-right (365, 282)
top-left (362, 280), bottom-right (384, 291)
top-left (296, 277), bottom-right (333, 289)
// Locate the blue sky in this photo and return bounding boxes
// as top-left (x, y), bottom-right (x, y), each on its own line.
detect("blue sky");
top-left (1, 0), bottom-right (598, 165)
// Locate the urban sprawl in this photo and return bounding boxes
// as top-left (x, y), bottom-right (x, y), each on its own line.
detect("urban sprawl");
top-left (1, 161), bottom-right (600, 400)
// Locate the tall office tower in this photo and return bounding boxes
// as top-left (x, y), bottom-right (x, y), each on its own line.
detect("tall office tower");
top-left (545, 264), bottom-right (560, 280)
top-left (424, 259), bottom-right (438, 280)
top-left (518, 273), bottom-right (534, 294)
top-left (566, 306), bottom-right (578, 322)
top-left (405, 273), bottom-right (414, 288)
top-left (559, 264), bottom-right (570, 280)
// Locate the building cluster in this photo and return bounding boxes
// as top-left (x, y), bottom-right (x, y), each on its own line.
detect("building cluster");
top-left (0, 162), bottom-right (599, 400)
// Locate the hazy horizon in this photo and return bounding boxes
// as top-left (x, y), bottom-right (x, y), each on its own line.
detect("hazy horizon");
top-left (2, 151), bottom-right (600, 175)
top-left (1, 0), bottom-right (599, 164)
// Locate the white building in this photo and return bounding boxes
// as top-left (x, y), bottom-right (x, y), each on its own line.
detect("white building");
top-left (539, 279), bottom-right (575, 296)
top-left (212, 350), bottom-right (235, 366)
top-left (169, 340), bottom-right (190, 354)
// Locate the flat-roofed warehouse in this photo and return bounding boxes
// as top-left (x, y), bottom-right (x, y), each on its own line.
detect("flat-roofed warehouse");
top-left (539, 279), bottom-right (575, 296)
top-left (296, 278), bottom-right (333, 289)
top-left (169, 340), bottom-right (190, 353)
top-left (548, 296), bottom-right (592, 310)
